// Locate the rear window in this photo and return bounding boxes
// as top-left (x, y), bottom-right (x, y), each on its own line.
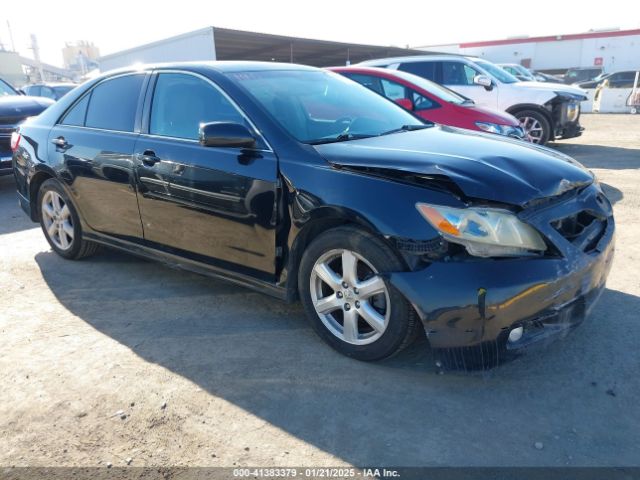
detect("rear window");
top-left (61, 94), bottom-right (90, 126)
top-left (84, 75), bottom-right (144, 132)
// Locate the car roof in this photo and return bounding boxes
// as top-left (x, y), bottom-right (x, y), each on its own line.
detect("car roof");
top-left (358, 54), bottom-right (475, 66)
top-left (27, 82), bottom-right (76, 87)
top-left (99, 61), bottom-right (320, 79)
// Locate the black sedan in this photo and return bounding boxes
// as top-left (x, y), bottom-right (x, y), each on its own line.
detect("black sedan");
top-left (1, 77), bottom-right (53, 175)
top-left (12, 62), bottom-right (615, 367)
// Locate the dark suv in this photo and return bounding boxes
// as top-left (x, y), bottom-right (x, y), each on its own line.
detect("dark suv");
top-left (0, 78), bottom-right (54, 175)
top-left (12, 63), bottom-right (614, 367)
top-left (563, 67), bottom-right (604, 84)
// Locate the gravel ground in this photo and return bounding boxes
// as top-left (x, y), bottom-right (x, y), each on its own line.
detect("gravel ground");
top-left (1, 114), bottom-right (639, 468)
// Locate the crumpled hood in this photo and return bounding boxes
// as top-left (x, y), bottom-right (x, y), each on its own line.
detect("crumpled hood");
top-left (0, 95), bottom-right (53, 125)
top-left (512, 81), bottom-right (587, 100)
top-left (314, 125), bottom-right (594, 207)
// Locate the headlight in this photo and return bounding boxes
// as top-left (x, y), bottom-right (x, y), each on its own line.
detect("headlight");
top-left (416, 203), bottom-right (547, 257)
top-left (475, 121), bottom-right (503, 135)
top-left (475, 122), bottom-right (524, 139)
top-left (565, 102), bottom-right (580, 122)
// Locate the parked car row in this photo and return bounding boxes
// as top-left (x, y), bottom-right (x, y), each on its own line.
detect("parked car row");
top-left (330, 66), bottom-right (524, 139)
top-left (359, 55), bottom-right (587, 144)
top-left (497, 64), bottom-right (562, 83)
top-left (11, 61), bottom-right (615, 367)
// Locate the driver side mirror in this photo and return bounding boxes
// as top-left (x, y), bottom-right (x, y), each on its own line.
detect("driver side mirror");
top-left (394, 98), bottom-right (414, 111)
top-left (473, 75), bottom-right (493, 90)
top-left (199, 122), bottom-right (256, 149)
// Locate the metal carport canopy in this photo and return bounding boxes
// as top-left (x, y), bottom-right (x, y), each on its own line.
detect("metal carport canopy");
top-left (212, 27), bottom-right (431, 66)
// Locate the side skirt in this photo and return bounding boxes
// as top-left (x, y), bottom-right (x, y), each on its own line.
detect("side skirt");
top-left (83, 232), bottom-right (290, 302)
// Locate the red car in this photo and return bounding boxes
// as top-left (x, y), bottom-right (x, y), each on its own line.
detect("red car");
top-left (330, 66), bottom-right (524, 139)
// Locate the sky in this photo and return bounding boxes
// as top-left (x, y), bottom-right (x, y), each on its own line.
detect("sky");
top-left (2, 0), bottom-right (639, 67)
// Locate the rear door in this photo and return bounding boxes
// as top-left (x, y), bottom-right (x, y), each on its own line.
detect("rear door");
top-left (133, 71), bottom-right (278, 279)
top-left (47, 73), bottom-right (148, 241)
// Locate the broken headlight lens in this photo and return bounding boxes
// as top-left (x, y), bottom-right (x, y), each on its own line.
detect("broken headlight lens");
top-left (416, 203), bottom-right (547, 257)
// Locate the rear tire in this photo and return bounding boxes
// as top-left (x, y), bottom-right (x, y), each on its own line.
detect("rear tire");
top-left (38, 178), bottom-right (99, 260)
top-left (514, 109), bottom-right (551, 145)
top-left (298, 226), bottom-right (420, 361)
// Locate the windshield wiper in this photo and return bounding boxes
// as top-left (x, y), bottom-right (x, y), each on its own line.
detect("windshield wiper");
top-left (379, 124), bottom-right (431, 136)
top-left (306, 133), bottom-right (376, 145)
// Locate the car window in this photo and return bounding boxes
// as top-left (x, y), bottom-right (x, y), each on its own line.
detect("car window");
top-left (609, 72), bottom-right (636, 88)
top-left (398, 62), bottom-right (438, 81)
top-left (85, 75), bottom-right (144, 132)
top-left (0, 79), bottom-right (18, 96)
top-left (40, 86), bottom-right (56, 100)
top-left (380, 78), bottom-right (406, 101)
top-left (442, 61), bottom-right (478, 86)
top-left (53, 86), bottom-right (73, 99)
top-left (150, 73), bottom-right (248, 140)
top-left (411, 91), bottom-right (437, 110)
top-left (60, 94), bottom-right (91, 126)
top-left (25, 86), bottom-right (41, 96)
top-left (343, 73), bottom-right (384, 95)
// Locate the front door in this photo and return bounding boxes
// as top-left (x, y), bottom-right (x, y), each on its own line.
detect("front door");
top-left (134, 71), bottom-right (278, 279)
top-left (47, 73), bottom-right (147, 241)
top-left (441, 61), bottom-right (499, 109)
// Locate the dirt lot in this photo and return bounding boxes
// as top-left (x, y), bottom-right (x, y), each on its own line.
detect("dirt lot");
top-left (1, 114), bottom-right (639, 468)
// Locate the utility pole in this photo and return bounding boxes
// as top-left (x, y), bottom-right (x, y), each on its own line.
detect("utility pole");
top-left (28, 34), bottom-right (45, 82)
top-left (7, 21), bottom-right (16, 51)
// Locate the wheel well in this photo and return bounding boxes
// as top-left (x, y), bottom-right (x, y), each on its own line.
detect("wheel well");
top-left (284, 217), bottom-right (353, 302)
top-left (507, 105), bottom-right (554, 129)
top-left (29, 171), bottom-right (54, 221)
top-left (283, 217), bottom-right (408, 302)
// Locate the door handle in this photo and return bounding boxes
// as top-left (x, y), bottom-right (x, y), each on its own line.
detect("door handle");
top-left (51, 136), bottom-right (68, 148)
top-left (137, 150), bottom-right (160, 166)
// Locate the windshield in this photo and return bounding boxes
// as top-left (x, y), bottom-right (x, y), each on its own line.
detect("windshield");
top-left (390, 70), bottom-right (469, 105)
top-left (228, 70), bottom-right (424, 144)
top-left (513, 65), bottom-right (536, 80)
top-left (475, 60), bottom-right (519, 84)
top-left (0, 79), bottom-right (18, 96)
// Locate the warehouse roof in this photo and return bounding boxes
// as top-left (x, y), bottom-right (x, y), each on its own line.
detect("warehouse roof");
top-left (99, 27), bottom-right (433, 68)
top-left (211, 27), bottom-right (430, 66)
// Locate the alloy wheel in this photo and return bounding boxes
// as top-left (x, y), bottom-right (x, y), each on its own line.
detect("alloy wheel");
top-left (310, 249), bottom-right (390, 345)
top-left (519, 116), bottom-right (545, 143)
top-left (41, 190), bottom-right (74, 250)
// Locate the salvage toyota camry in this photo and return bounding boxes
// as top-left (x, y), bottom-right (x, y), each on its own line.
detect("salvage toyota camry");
top-left (12, 62), bottom-right (615, 366)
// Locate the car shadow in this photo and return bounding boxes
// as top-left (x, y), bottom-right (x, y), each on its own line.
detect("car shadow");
top-left (550, 143), bottom-right (640, 170)
top-left (0, 175), bottom-right (38, 235)
top-left (34, 248), bottom-right (640, 466)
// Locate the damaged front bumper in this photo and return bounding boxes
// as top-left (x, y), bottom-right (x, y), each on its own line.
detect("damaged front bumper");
top-left (388, 185), bottom-right (615, 357)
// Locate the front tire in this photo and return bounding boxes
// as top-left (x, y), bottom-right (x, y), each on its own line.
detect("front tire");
top-left (298, 226), bottom-right (419, 361)
top-left (38, 178), bottom-right (99, 260)
top-left (514, 109), bottom-right (551, 145)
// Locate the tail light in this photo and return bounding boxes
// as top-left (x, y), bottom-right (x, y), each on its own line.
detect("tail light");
top-left (10, 131), bottom-right (21, 152)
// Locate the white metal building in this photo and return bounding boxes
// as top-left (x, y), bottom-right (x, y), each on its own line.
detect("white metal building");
top-left (98, 27), bottom-right (428, 72)
top-left (419, 28), bottom-right (640, 73)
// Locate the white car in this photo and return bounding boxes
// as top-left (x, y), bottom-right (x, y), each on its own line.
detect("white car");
top-left (359, 55), bottom-right (588, 145)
